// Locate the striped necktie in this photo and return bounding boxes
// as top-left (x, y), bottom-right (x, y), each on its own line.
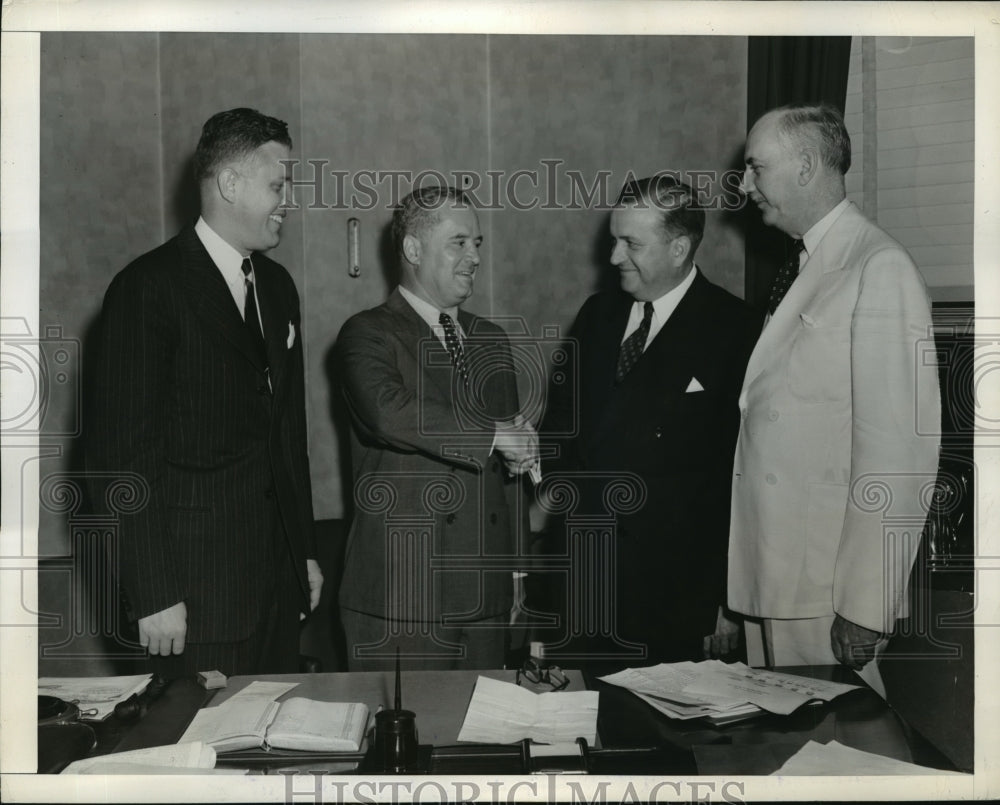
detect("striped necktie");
top-left (241, 258), bottom-right (268, 367)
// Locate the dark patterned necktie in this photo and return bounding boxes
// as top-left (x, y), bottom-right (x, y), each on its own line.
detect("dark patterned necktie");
top-left (241, 258), bottom-right (268, 366)
top-left (767, 239), bottom-right (805, 315)
top-left (439, 312), bottom-right (470, 388)
top-left (615, 301), bottom-right (654, 384)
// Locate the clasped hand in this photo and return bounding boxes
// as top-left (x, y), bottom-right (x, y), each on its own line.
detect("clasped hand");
top-left (495, 415), bottom-right (540, 475)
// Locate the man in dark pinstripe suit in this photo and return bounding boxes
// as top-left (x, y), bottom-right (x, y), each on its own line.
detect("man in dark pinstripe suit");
top-left (87, 108), bottom-right (322, 676)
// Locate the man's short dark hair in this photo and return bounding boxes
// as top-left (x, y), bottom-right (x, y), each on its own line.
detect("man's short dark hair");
top-left (615, 174), bottom-right (705, 257)
top-left (193, 108), bottom-right (292, 182)
top-left (773, 103), bottom-right (852, 176)
top-left (392, 186), bottom-right (471, 260)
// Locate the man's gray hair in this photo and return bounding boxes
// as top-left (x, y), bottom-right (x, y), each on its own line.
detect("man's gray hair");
top-left (392, 186), bottom-right (471, 259)
top-left (774, 103), bottom-right (852, 176)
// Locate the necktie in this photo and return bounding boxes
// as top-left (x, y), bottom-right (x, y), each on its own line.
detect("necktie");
top-left (615, 301), bottom-right (654, 384)
top-left (767, 239), bottom-right (805, 315)
top-left (439, 312), bottom-right (470, 389)
top-left (241, 258), bottom-right (268, 367)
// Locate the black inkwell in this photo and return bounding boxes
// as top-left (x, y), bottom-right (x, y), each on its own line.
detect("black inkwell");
top-left (372, 648), bottom-right (420, 773)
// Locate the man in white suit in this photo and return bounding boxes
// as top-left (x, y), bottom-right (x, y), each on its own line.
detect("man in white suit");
top-left (728, 103), bottom-right (940, 681)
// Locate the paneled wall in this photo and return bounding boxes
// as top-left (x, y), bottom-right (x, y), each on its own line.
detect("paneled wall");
top-left (39, 33), bottom-right (164, 557)
top-left (158, 33), bottom-right (305, 285)
top-left (37, 32), bottom-right (746, 672)
top-left (489, 35), bottom-right (748, 327)
top-left (38, 33), bottom-right (168, 674)
top-left (298, 35), bottom-right (492, 517)
top-left (844, 36), bottom-right (974, 302)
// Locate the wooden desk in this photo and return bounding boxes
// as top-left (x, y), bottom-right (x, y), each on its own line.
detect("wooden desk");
top-left (96, 664), bottom-right (959, 775)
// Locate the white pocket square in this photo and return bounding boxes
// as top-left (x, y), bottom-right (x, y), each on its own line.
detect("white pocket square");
top-left (287, 321), bottom-right (296, 349)
top-left (685, 377), bottom-right (705, 393)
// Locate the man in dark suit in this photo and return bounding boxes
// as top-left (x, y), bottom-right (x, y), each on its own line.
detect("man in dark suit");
top-left (336, 186), bottom-right (538, 670)
top-left (539, 176), bottom-right (761, 668)
top-left (87, 108), bottom-right (322, 676)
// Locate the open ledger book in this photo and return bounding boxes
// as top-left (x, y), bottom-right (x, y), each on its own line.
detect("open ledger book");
top-left (180, 696), bottom-right (370, 753)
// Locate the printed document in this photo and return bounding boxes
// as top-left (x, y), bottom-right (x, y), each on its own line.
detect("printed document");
top-left (458, 676), bottom-right (598, 745)
top-left (601, 660), bottom-right (860, 719)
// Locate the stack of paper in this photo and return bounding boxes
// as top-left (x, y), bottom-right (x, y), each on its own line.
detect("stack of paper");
top-left (38, 674), bottom-right (153, 721)
top-left (61, 742), bottom-right (227, 774)
top-left (600, 661), bottom-right (860, 723)
top-left (457, 676), bottom-right (598, 745)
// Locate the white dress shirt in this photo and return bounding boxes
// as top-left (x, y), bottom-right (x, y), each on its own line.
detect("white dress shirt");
top-left (620, 264), bottom-right (697, 350)
top-left (398, 285), bottom-right (466, 344)
top-left (194, 216), bottom-right (263, 332)
top-left (800, 198), bottom-right (851, 271)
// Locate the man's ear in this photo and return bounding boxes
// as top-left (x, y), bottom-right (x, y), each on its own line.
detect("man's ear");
top-left (672, 235), bottom-right (692, 266)
top-left (402, 233), bottom-right (421, 266)
top-left (217, 167), bottom-right (239, 204)
top-left (798, 147), bottom-right (820, 186)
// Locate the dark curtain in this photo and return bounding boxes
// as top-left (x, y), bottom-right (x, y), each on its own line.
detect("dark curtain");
top-left (744, 37), bottom-right (853, 309)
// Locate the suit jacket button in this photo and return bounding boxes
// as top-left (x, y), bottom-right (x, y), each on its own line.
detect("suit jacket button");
top-left (766, 473), bottom-right (777, 485)
top-left (446, 513), bottom-right (456, 525)
top-left (654, 427), bottom-right (663, 438)
top-left (489, 512), bottom-right (498, 525)
top-left (768, 409), bottom-right (779, 421)
top-left (257, 384), bottom-right (269, 395)
top-left (264, 488), bottom-right (275, 499)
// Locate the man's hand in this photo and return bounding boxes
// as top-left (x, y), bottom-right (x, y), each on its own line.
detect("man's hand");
top-left (495, 415), bottom-right (540, 475)
top-left (138, 602), bottom-right (187, 656)
top-left (831, 614), bottom-right (883, 669)
top-left (528, 498), bottom-right (549, 534)
top-left (703, 605), bottom-right (741, 659)
top-left (306, 559), bottom-right (324, 611)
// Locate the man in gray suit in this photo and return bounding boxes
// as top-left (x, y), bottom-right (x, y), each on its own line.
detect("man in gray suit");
top-left (336, 186), bottom-right (538, 670)
top-left (728, 103), bottom-right (940, 683)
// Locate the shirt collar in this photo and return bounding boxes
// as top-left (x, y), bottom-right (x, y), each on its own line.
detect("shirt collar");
top-left (802, 198), bottom-right (850, 261)
top-left (195, 216), bottom-right (247, 288)
top-left (643, 264), bottom-right (697, 322)
top-left (398, 285), bottom-right (464, 339)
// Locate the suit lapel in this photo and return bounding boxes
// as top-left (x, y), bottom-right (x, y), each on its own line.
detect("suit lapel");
top-left (606, 270), bottom-right (711, 393)
top-left (592, 294), bottom-right (632, 397)
top-left (253, 260), bottom-right (290, 390)
top-left (175, 228), bottom-right (268, 373)
top-left (385, 290), bottom-right (454, 405)
top-left (456, 308), bottom-right (484, 387)
top-left (742, 205), bottom-right (857, 388)
top-left (639, 269), bottom-right (713, 391)
top-left (587, 271), bottom-right (709, 445)
top-left (581, 294), bottom-right (632, 442)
